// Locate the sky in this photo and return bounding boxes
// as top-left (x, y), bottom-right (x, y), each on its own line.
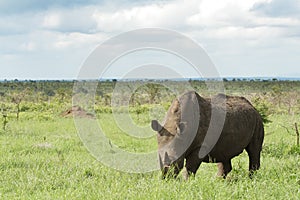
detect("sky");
top-left (0, 0), bottom-right (300, 80)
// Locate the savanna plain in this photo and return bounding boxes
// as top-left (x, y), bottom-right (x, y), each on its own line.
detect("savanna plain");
top-left (0, 79), bottom-right (299, 199)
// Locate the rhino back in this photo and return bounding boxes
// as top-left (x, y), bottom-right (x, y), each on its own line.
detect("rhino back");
top-left (206, 94), bottom-right (263, 161)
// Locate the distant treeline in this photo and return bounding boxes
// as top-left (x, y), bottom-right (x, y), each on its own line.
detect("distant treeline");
top-left (1, 78), bottom-right (300, 96)
top-left (0, 79), bottom-right (300, 120)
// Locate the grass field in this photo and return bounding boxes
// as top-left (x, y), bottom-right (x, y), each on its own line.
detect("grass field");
top-left (1, 113), bottom-right (299, 199)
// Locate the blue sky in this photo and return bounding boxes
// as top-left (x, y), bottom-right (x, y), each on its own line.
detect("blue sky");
top-left (0, 0), bottom-right (299, 80)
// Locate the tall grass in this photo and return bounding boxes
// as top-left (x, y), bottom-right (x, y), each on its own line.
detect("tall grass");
top-left (0, 114), bottom-right (299, 199)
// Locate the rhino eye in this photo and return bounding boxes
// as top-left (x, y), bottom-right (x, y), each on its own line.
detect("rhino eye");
top-left (175, 122), bottom-right (186, 135)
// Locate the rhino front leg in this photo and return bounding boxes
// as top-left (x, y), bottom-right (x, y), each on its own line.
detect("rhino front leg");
top-left (173, 157), bottom-right (184, 178)
top-left (183, 150), bottom-right (202, 180)
top-left (217, 160), bottom-right (232, 178)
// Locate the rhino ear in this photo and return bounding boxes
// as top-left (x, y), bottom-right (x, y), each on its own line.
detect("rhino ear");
top-left (177, 122), bottom-right (186, 134)
top-left (151, 120), bottom-right (162, 132)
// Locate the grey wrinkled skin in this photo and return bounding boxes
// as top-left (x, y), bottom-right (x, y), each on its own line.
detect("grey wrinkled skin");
top-left (151, 91), bottom-right (264, 180)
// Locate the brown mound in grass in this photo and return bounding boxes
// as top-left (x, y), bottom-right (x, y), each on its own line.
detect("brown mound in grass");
top-left (61, 106), bottom-right (95, 119)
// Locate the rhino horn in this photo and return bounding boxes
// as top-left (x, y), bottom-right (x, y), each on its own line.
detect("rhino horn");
top-left (158, 151), bottom-right (171, 167)
top-left (164, 152), bottom-right (171, 166)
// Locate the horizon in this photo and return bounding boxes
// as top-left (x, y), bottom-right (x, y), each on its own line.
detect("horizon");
top-left (1, 76), bottom-right (300, 82)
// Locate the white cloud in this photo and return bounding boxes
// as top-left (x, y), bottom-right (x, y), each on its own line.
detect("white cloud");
top-left (92, 0), bottom-right (200, 32)
top-left (90, 0), bottom-right (298, 41)
top-left (186, 0), bottom-right (267, 26)
top-left (41, 6), bottom-right (98, 33)
top-left (42, 12), bottom-right (61, 28)
top-left (52, 32), bottom-right (108, 50)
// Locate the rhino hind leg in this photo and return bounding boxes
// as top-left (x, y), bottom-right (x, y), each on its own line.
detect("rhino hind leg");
top-left (246, 139), bottom-right (262, 178)
top-left (216, 160), bottom-right (232, 178)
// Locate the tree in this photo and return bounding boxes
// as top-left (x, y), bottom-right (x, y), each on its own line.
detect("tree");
top-left (145, 83), bottom-right (160, 104)
top-left (11, 88), bottom-right (31, 120)
top-left (271, 85), bottom-right (283, 109)
top-left (11, 93), bottom-right (24, 120)
top-left (283, 91), bottom-right (299, 116)
top-left (252, 96), bottom-right (272, 124)
top-left (1, 104), bottom-right (8, 130)
top-left (56, 88), bottom-right (67, 103)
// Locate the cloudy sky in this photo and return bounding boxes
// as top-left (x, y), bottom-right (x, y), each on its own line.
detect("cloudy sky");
top-left (0, 0), bottom-right (299, 80)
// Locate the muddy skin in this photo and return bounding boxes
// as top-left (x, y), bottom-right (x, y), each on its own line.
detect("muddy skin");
top-left (152, 91), bottom-right (264, 180)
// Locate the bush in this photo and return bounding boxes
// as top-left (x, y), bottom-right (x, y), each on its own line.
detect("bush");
top-left (289, 145), bottom-right (300, 155)
top-left (94, 106), bottom-right (112, 114)
top-left (19, 112), bottom-right (55, 121)
top-left (252, 96), bottom-right (272, 124)
top-left (129, 105), bottom-right (149, 115)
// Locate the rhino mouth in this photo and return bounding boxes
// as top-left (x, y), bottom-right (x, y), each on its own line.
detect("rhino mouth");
top-left (162, 165), bottom-right (170, 177)
top-left (159, 152), bottom-right (173, 169)
top-left (158, 152), bottom-right (173, 178)
top-left (159, 152), bottom-right (184, 179)
top-left (161, 162), bottom-right (185, 179)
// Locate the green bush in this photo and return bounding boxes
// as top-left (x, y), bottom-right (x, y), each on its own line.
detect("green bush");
top-left (94, 106), bottom-right (112, 113)
top-left (289, 145), bottom-right (300, 155)
top-left (19, 112), bottom-right (55, 121)
top-left (252, 96), bottom-right (272, 124)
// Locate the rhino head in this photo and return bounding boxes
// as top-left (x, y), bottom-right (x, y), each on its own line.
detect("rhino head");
top-left (151, 92), bottom-right (200, 179)
top-left (151, 119), bottom-right (186, 178)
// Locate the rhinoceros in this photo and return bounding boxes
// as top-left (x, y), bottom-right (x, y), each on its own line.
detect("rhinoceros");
top-left (151, 91), bottom-right (264, 179)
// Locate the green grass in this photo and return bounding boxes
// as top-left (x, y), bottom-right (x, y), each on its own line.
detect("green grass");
top-left (0, 114), bottom-right (299, 199)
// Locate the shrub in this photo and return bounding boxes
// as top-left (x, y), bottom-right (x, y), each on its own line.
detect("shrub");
top-left (252, 96), bottom-right (272, 124)
top-left (289, 145), bottom-right (300, 155)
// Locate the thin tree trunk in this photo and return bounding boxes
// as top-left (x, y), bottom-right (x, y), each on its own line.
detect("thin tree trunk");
top-left (295, 123), bottom-right (299, 146)
top-left (16, 103), bottom-right (20, 120)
